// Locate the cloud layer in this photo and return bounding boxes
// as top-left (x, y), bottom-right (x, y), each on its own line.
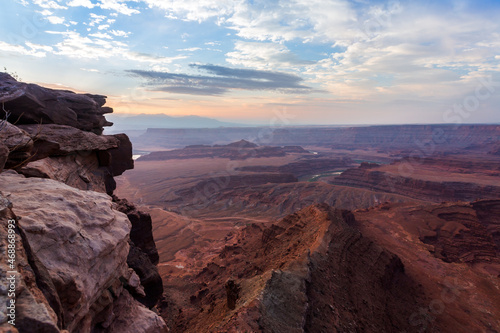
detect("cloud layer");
top-left (127, 64), bottom-right (314, 95)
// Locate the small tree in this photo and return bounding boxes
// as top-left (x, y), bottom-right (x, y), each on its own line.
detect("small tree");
top-left (2, 67), bottom-right (21, 81)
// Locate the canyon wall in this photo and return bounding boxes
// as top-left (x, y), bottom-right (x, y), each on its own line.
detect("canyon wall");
top-left (136, 124), bottom-right (500, 151)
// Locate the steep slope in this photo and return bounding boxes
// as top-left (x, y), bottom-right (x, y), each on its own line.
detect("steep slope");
top-left (353, 200), bottom-right (500, 332)
top-left (158, 204), bottom-right (425, 332)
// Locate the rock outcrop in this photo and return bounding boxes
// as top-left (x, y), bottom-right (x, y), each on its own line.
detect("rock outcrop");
top-left (0, 74), bottom-right (165, 332)
top-left (0, 73), bottom-right (111, 134)
top-left (15, 124), bottom-right (129, 194)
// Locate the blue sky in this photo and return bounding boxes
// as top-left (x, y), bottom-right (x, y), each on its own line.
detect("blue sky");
top-left (1, 0), bottom-right (500, 125)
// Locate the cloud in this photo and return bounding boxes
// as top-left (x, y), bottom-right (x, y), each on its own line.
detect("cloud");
top-left (109, 30), bottom-right (130, 37)
top-left (89, 32), bottom-right (112, 39)
top-left (46, 15), bottom-right (65, 24)
top-left (32, 0), bottom-right (67, 9)
top-left (67, 0), bottom-right (95, 8)
top-left (177, 47), bottom-right (202, 52)
top-left (126, 64), bottom-right (314, 96)
top-left (142, 0), bottom-right (234, 22)
top-left (0, 41), bottom-right (48, 57)
top-left (226, 41), bottom-right (315, 70)
top-left (126, 52), bottom-right (187, 64)
top-left (89, 13), bottom-right (107, 26)
top-left (98, 0), bottom-right (140, 16)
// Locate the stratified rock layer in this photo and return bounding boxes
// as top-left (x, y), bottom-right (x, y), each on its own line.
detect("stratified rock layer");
top-left (0, 73), bottom-right (111, 134)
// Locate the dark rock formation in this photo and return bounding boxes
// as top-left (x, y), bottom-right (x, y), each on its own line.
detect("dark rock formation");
top-left (225, 280), bottom-right (241, 310)
top-left (0, 73), bottom-right (112, 134)
top-left (112, 196), bottom-right (163, 308)
top-left (108, 133), bottom-right (134, 176)
top-left (138, 140), bottom-right (309, 161)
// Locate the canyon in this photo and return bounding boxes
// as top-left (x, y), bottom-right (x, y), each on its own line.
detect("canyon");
top-left (116, 120), bottom-right (500, 332)
top-left (2, 72), bottom-right (500, 332)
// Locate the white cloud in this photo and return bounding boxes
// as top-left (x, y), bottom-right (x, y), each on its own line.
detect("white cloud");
top-left (32, 0), bottom-right (67, 9)
top-left (226, 41), bottom-right (314, 69)
top-left (98, 0), bottom-right (140, 16)
top-left (177, 47), bottom-right (201, 52)
top-left (98, 24), bottom-right (110, 30)
top-left (0, 41), bottom-right (47, 57)
top-left (67, 0), bottom-right (95, 8)
top-left (126, 52), bottom-right (187, 64)
top-left (89, 13), bottom-right (107, 26)
top-left (142, 0), bottom-right (234, 22)
top-left (46, 31), bottom-right (186, 66)
top-left (109, 30), bottom-right (130, 37)
top-left (46, 15), bottom-right (65, 24)
top-left (80, 68), bottom-right (100, 72)
top-left (89, 32), bottom-right (113, 39)
top-left (39, 9), bottom-right (53, 16)
top-left (25, 41), bottom-right (53, 52)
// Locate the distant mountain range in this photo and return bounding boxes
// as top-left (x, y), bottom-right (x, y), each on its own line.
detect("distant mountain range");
top-left (105, 114), bottom-right (243, 134)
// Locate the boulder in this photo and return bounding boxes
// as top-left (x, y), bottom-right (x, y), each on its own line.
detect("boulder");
top-left (0, 191), bottom-right (61, 333)
top-left (0, 172), bottom-right (164, 332)
top-left (19, 155), bottom-right (112, 193)
top-left (0, 73), bottom-right (112, 134)
top-left (0, 121), bottom-right (33, 168)
top-left (105, 290), bottom-right (167, 333)
top-left (18, 124), bottom-right (119, 160)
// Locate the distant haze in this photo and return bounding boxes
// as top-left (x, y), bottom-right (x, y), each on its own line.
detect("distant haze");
top-left (105, 113), bottom-right (244, 134)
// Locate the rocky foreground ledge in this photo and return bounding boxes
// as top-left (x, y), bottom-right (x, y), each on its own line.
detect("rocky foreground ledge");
top-left (0, 74), bottom-right (166, 332)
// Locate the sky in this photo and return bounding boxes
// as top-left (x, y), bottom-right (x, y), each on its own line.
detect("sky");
top-left (1, 0), bottom-right (500, 125)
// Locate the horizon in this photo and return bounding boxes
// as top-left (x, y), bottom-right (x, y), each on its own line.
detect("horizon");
top-left (2, 0), bottom-right (500, 125)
